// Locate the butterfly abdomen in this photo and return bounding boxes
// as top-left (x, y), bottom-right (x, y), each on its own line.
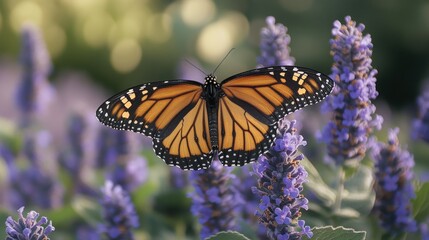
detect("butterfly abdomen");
top-left (203, 74), bottom-right (221, 153)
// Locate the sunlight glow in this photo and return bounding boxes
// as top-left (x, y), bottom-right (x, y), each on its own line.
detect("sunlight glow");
top-left (196, 12), bottom-right (249, 64)
top-left (180, 0), bottom-right (216, 27)
top-left (10, 1), bottom-right (43, 32)
top-left (110, 38), bottom-right (142, 73)
top-left (83, 11), bottom-right (114, 48)
top-left (45, 24), bottom-right (66, 58)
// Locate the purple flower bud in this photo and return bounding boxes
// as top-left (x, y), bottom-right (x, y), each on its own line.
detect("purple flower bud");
top-left (319, 16), bottom-right (383, 166)
top-left (412, 88), bottom-right (429, 143)
top-left (6, 207), bottom-right (55, 240)
top-left (100, 181), bottom-right (139, 240)
top-left (371, 128), bottom-right (417, 235)
top-left (16, 24), bottom-right (54, 122)
top-left (189, 160), bottom-right (238, 239)
top-left (257, 16), bottom-right (295, 67)
top-left (253, 119), bottom-right (312, 239)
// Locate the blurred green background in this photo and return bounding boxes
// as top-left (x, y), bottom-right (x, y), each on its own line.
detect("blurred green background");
top-left (0, 0), bottom-right (428, 108)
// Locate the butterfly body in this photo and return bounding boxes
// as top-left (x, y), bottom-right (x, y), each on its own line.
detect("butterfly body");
top-left (202, 74), bottom-right (221, 153)
top-left (96, 66), bottom-right (334, 170)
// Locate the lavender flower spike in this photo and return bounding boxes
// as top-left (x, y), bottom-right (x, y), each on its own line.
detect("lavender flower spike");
top-left (257, 16), bottom-right (295, 67)
top-left (189, 160), bottom-right (239, 239)
top-left (16, 24), bottom-right (53, 119)
top-left (100, 181), bottom-right (139, 240)
top-left (6, 207), bottom-right (55, 240)
top-left (252, 119), bottom-right (312, 239)
top-left (371, 128), bottom-right (417, 235)
top-left (412, 88), bottom-right (429, 143)
top-left (319, 16), bottom-right (383, 166)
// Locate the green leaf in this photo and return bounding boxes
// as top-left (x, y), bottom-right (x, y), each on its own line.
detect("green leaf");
top-left (412, 182), bottom-right (429, 221)
top-left (71, 195), bottom-right (102, 226)
top-left (302, 158), bottom-right (336, 206)
top-left (341, 166), bottom-right (375, 216)
top-left (310, 226), bottom-right (366, 240)
top-left (205, 231), bottom-right (251, 240)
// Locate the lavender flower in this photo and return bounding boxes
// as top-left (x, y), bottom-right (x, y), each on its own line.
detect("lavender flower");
top-left (371, 128), bottom-right (417, 235)
top-left (59, 114), bottom-right (98, 196)
top-left (100, 181), bottom-right (139, 240)
top-left (233, 166), bottom-right (268, 239)
top-left (258, 16), bottom-right (295, 67)
top-left (16, 24), bottom-right (53, 122)
top-left (169, 167), bottom-right (188, 189)
top-left (96, 128), bottom-right (147, 192)
top-left (319, 16), bottom-right (383, 166)
top-left (189, 160), bottom-right (238, 239)
top-left (412, 89), bottom-right (429, 143)
top-left (5, 207), bottom-right (55, 240)
top-left (60, 114), bottom-right (85, 176)
top-left (5, 137), bottom-right (63, 209)
top-left (252, 119), bottom-right (312, 239)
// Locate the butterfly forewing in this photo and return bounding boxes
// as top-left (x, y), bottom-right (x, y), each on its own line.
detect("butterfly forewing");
top-left (221, 66), bottom-right (334, 123)
top-left (217, 66), bottom-right (334, 166)
top-left (96, 80), bottom-right (203, 138)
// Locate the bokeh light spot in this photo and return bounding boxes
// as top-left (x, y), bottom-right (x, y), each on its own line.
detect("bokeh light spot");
top-left (83, 11), bottom-right (114, 48)
top-left (196, 12), bottom-right (249, 64)
top-left (197, 23), bottom-right (233, 64)
top-left (180, 0), bottom-right (216, 27)
top-left (145, 13), bottom-right (172, 43)
top-left (10, 1), bottom-right (43, 32)
top-left (110, 39), bottom-right (142, 73)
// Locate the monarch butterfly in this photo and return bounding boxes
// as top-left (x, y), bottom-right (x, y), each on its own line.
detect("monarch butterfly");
top-left (96, 66), bottom-right (334, 170)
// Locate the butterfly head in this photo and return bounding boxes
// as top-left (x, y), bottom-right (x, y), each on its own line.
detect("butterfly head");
top-left (204, 74), bottom-right (217, 84)
top-left (203, 74), bottom-right (220, 101)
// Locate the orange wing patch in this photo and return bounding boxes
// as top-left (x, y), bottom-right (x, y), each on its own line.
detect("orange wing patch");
top-left (222, 75), bottom-right (296, 116)
top-left (162, 98), bottom-right (211, 158)
top-left (135, 84), bottom-right (201, 129)
top-left (218, 96), bottom-right (269, 151)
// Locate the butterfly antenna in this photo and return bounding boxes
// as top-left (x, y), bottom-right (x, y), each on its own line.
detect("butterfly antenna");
top-left (184, 59), bottom-right (207, 76)
top-left (212, 48), bottom-right (235, 75)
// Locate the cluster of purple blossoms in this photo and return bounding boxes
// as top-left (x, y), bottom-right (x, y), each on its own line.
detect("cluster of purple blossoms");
top-left (233, 166), bottom-right (268, 239)
top-left (100, 181), bottom-right (139, 240)
top-left (257, 16), bottom-right (295, 67)
top-left (412, 88), bottom-right (429, 143)
top-left (96, 128), bottom-right (147, 192)
top-left (371, 128), bottom-right (417, 235)
top-left (5, 207), bottom-right (55, 240)
top-left (319, 16), bottom-right (383, 166)
top-left (252, 119), bottom-right (312, 240)
top-left (189, 160), bottom-right (239, 239)
top-left (16, 24), bottom-right (53, 123)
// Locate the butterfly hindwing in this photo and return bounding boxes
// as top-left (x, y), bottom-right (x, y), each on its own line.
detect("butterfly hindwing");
top-left (153, 97), bottom-right (213, 170)
top-left (217, 96), bottom-right (277, 166)
top-left (217, 66), bottom-right (334, 166)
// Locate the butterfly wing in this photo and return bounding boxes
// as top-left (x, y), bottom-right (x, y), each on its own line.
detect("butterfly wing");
top-left (153, 97), bottom-right (213, 170)
top-left (96, 80), bottom-right (213, 170)
top-left (217, 66), bottom-right (334, 166)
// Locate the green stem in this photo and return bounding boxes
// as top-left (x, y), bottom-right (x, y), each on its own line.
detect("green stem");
top-left (333, 167), bottom-right (345, 214)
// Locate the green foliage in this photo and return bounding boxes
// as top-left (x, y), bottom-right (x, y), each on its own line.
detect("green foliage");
top-left (412, 182), bottom-right (429, 221)
top-left (205, 231), bottom-right (251, 240)
top-left (310, 226), bottom-right (366, 240)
